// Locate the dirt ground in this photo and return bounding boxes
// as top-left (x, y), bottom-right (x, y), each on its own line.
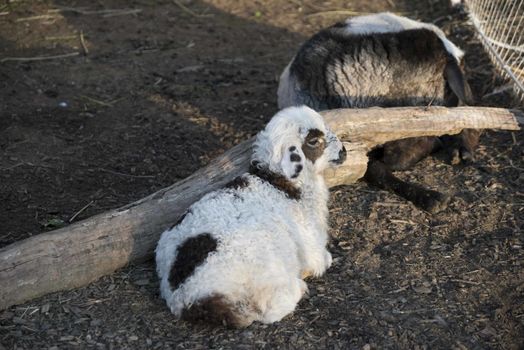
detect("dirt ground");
top-left (1, 0), bottom-right (523, 349)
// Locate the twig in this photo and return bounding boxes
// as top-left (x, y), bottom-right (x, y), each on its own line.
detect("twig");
top-left (79, 31), bottom-right (89, 55)
top-left (287, 0), bottom-right (325, 11)
top-left (176, 64), bottom-right (204, 73)
top-left (425, 94), bottom-right (436, 109)
top-left (392, 307), bottom-right (440, 314)
top-left (0, 162), bottom-right (24, 171)
top-left (508, 159), bottom-right (524, 171)
top-left (98, 168), bottom-right (155, 179)
top-left (450, 278), bottom-right (481, 286)
top-left (390, 219), bottom-right (417, 225)
top-left (45, 35), bottom-right (78, 41)
top-left (390, 218), bottom-right (430, 228)
top-left (79, 95), bottom-right (116, 107)
top-left (374, 201), bottom-right (409, 207)
top-left (172, 0), bottom-right (213, 18)
top-left (0, 232), bottom-right (15, 241)
top-left (49, 6), bottom-right (142, 17)
top-left (482, 84), bottom-right (514, 99)
top-left (76, 298), bottom-right (111, 307)
top-left (102, 9), bottom-right (142, 17)
top-left (432, 15), bottom-right (451, 25)
top-left (69, 201), bottom-right (94, 223)
top-left (0, 162), bottom-right (54, 170)
top-left (305, 10), bottom-right (368, 19)
top-left (18, 306), bottom-right (38, 318)
top-left (0, 11), bottom-right (9, 16)
top-left (388, 285), bottom-right (409, 294)
top-left (15, 14), bottom-right (58, 22)
top-left (1, 52), bottom-right (79, 63)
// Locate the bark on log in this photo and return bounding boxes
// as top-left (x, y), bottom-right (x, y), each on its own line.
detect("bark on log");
top-left (0, 106), bottom-right (522, 310)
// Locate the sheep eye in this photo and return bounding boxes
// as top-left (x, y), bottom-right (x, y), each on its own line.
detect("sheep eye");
top-left (307, 138), bottom-right (322, 148)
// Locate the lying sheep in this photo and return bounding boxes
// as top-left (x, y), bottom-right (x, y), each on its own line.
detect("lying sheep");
top-left (278, 12), bottom-right (481, 213)
top-left (156, 106), bottom-right (347, 328)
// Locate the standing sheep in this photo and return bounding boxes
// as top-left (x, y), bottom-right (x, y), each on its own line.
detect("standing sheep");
top-left (156, 106), bottom-right (347, 327)
top-left (278, 12), bottom-right (481, 213)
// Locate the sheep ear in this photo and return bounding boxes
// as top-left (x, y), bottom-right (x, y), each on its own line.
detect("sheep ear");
top-left (280, 145), bottom-right (305, 180)
top-left (445, 59), bottom-right (474, 105)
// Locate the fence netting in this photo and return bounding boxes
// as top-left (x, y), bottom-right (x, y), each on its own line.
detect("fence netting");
top-left (463, 0), bottom-right (524, 102)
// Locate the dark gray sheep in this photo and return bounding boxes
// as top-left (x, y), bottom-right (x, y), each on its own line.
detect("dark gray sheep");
top-left (278, 12), bottom-right (480, 213)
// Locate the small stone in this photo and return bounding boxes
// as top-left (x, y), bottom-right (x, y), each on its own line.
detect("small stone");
top-left (41, 303), bottom-right (50, 313)
top-left (413, 285), bottom-right (432, 294)
top-left (128, 335), bottom-right (139, 341)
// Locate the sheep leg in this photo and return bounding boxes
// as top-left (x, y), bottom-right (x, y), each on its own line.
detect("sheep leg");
top-left (439, 129), bottom-right (482, 165)
top-left (364, 159), bottom-right (450, 213)
top-left (261, 279), bottom-right (307, 324)
top-left (300, 250), bottom-right (332, 279)
top-left (381, 137), bottom-right (441, 171)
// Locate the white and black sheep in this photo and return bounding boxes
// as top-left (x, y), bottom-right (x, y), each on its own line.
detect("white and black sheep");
top-left (278, 12), bottom-right (481, 213)
top-left (155, 106), bottom-right (347, 328)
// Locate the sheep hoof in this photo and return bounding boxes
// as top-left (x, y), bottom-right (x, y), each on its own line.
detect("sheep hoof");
top-left (301, 270), bottom-right (313, 279)
top-left (419, 191), bottom-right (451, 214)
top-left (324, 251), bottom-right (333, 270)
top-left (450, 148), bottom-right (462, 165)
top-left (448, 146), bottom-right (475, 165)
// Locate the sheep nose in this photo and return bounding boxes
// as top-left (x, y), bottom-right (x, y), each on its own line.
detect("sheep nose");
top-left (337, 146), bottom-right (347, 163)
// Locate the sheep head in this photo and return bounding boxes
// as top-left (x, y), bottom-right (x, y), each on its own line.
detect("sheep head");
top-left (251, 106), bottom-right (346, 182)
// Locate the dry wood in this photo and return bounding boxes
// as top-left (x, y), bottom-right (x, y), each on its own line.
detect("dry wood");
top-left (0, 106), bottom-right (522, 311)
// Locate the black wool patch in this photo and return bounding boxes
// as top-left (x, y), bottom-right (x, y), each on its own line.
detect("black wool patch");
top-left (182, 294), bottom-right (246, 328)
top-left (290, 153), bottom-right (301, 162)
top-left (169, 233), bottom-right (218, 290)
top-left (249, 165), bottom-right (301, 200)
top-left (224, 176), bottom-right (249, 190)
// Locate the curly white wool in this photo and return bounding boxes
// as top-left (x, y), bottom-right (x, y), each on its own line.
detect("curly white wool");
top-left (155, 106), bottom-right (345, 327)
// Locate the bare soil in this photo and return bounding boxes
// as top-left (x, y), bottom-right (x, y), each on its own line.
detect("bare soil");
top-left (1, 0), bottom-right (523, 349)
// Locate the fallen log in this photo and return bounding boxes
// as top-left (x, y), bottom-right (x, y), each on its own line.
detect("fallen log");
top-left (0, 106), bottom-right (522, 310)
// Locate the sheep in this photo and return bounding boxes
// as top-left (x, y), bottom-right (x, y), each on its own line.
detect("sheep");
top-left (278, 12), bottom-right (481, 213)
top-left (155, 106), bottom-right (347, 328)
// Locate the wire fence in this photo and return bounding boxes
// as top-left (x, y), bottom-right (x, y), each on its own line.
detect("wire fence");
top-left (463, 0), bottom-right (524, 102)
